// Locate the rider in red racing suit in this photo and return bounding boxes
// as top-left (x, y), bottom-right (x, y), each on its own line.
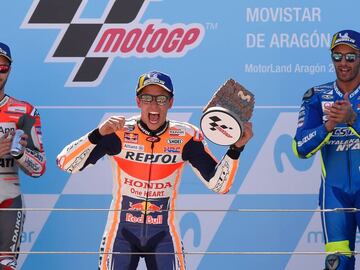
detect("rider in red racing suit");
top-left (0, 42), bottom-right (46, 270)
top-left (57, 71), bottom-right (253, 270)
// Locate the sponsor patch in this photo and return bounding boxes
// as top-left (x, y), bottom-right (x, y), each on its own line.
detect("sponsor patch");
top-left (26, 148), bottom-right (44, 162)
top-left (32, 108), bottom-right (40, 116)
top-left (24, 156), bottom-right (41, 172)
top-left (302, 88), bottom-right (314, 100)
top-left (164, 146), bottom-right (181, 153)
top-left (321, 94), bottom-right (333, 100)
top-left (125, 151), bottom-right (177, 163)
top-left (66, 149), bottom-right (91, 172)
top-left (169, 129), bottom-right (185, 136)
top-left (146, 136), bottom-right (161, 143)
top-left (123, 143), bottom-right (144, 151)
top-left (35, 126), bottom-right (43, 144)
top-left (297, 131), bottom-right (316, 147)
top-left (8, 106), bottom-right (27, 113)
top-left (35, 126), bottom-right (42, 135)
top-left (333, 127), bottom-right (352, 137)
top-left (124, 133), bottom-right (139, 143)
top-left (350, 88), bottom-right (360, 99)
top-left (125, 125), bottom-right (135, 132)
top-left (0, 122), bottom-right (16, 136)
top-left (0, 123), bottom-right (16, 135)
top-left (212, 161), bottom-right (230, 192)
top-left (321, 101), bottom-right (334, 111)
top-left (167, 138), bottom-right (183, 144)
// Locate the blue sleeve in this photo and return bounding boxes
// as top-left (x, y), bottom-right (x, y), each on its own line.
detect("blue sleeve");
top-left (293, 88), bottom-right (332, 159)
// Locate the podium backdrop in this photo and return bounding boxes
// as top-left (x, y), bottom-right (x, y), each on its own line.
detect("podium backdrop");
top-left (2, 1), bottom-right (359, 269)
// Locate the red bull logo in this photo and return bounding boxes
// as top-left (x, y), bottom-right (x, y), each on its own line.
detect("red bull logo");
top-left (125, 213), bottom-right (163, 224)
top-left (146, 202), bottom-right (163, 213)
top-left (128, 201), bottom-right (146, 213)
top-left (126, 201), bottom-right (164, 224)
top-left (128, 201), bottom-right (163, 214)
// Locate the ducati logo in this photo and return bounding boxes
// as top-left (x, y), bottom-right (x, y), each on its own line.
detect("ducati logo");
top-left (22, 0), bottom-right (205, 87)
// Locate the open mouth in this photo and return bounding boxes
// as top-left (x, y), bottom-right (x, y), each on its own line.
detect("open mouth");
top-left (149, 112), bottom-right (160, 124)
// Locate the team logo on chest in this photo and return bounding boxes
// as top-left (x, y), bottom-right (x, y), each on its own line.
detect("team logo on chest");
top-left (0, 123), bottom-right (16, 135)
top-left (125, 151), bottom-right (177, 163)
top-left (124, 133), bottom-right (139, 143)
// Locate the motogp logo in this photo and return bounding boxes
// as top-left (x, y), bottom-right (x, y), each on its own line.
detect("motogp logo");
top-left (22, 0), bottom-right (205, 87)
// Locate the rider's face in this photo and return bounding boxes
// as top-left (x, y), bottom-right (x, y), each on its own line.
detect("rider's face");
top-left (0, 56), bottom-right (11, 92)
top-left (332, 44), bottom-right (360, 84)
top-left (136, 84), bottom-right (173, 131)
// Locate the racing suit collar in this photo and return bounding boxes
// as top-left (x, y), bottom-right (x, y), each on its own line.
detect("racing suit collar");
top-left (334, 81), bottom-right (360, 98)
top-left (137, 119), bottom-right (169, 136)
top-left (0, 94), bottom-right (9, 108)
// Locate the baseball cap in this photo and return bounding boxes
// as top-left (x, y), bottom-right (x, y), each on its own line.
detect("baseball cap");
top-left (0, 42), bottom-right (12, 63)
top-left (136, 71), bottom-right (174, 96)
top-left (330, 30), bottom-right (360, 50)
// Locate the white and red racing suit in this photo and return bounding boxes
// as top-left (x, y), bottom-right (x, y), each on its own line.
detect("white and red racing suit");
top-left (0, 95), bottom-right (46, 270)
top-left (57, 117), bottom-right (243, 270)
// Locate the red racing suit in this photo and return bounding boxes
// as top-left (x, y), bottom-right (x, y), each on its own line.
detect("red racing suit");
top-left (57, 117), bottom-right (243, 270)
top-left (0, 95), bottom-right (46, 270)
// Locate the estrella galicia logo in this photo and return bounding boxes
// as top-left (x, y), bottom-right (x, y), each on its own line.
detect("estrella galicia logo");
top-left (21, 0), bottom-right (205, 87)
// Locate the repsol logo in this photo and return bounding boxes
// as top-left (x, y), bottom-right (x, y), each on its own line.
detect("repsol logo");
top-left (125, 151), bottom-right (177, 163)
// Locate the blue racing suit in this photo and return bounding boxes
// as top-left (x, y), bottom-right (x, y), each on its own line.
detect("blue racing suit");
top-left (293, 81), bottom-right (360, 270)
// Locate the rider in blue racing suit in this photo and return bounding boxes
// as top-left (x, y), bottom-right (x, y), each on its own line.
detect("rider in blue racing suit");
top-left (293, 30), bottom-right (360, 270)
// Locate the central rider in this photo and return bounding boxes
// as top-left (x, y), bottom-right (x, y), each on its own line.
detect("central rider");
top-left (57, 71), bottom-right (253, 270)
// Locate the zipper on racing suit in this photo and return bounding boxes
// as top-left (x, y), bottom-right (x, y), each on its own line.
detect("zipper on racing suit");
top-left (347, 122), bottom-right (355, 190)
top-left (137, 120), bottom-right (168, 247)
top-left (348, 142), bottom-right (352, 190)
top-left (140, 140), bottom-right (155, 246)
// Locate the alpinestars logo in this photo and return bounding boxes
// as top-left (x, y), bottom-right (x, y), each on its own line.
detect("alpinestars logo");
top-left (22, 0), bottom-right (205, 87)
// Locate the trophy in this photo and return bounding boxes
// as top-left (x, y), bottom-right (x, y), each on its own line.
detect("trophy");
top-left (200, 79), bottom-right (255, 145)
